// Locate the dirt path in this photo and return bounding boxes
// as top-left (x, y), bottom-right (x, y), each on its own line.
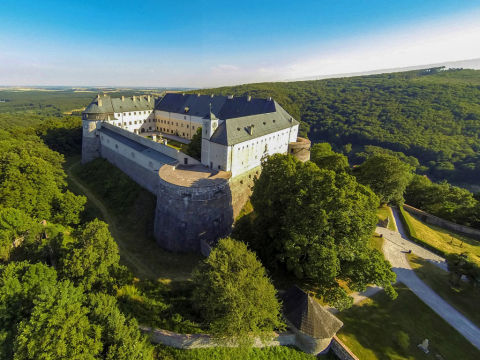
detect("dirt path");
top-left (66, 160), bottom-right (158, 279)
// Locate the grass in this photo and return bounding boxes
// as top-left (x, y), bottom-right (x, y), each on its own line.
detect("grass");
top-left (407, 253), bottom-right (480, 328)
top-left (65, 157), bottom-right (202, 281)
top-left (336, 283), bottom-right (480, 360)
top-left (155, 345), bottom-right (333, 360)
top-left (377, 205), bottom-right (397, 231)
top-left (401, 210), bottom-right (480, 265)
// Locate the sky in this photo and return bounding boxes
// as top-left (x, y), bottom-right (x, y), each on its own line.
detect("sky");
top-left (1, 0), bottom-right (480, 88)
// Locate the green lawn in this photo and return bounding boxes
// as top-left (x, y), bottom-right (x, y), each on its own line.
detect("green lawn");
top-left (377, 206), bottom-right (397, 231)
top-left (402, 211), bottom-right (480, 265)
top-left (66, 157), bottom-right (202, 281)
top-left (155, 345), bottom-right (333, 360)
top-left (336, 283), bottom-right (480, 360)
top-left (408, 253), bottom-right (480, 328)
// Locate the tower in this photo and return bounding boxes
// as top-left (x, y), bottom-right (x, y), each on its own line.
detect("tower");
top-left (201, 104), bottom-right (219, 168)
top-left (81, 95), bottom-right (102, 163)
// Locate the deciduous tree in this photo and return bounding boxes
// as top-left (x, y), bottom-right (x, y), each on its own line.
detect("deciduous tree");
top-left (192, 238), bottom-right (284, 341)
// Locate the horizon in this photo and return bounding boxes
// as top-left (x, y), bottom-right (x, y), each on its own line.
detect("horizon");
top-left (1, 1), bottom-right (480, 88)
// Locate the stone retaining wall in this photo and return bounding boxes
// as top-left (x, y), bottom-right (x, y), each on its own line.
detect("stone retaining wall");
top-left (140, 326), bottom-right (296, 349)
top-left (330, 336), bottom-right (359, 360)
top-left (403, 204), bottom-right (480, 240)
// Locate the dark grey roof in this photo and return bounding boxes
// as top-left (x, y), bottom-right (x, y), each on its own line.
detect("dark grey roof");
top-left (281, 286), bottom-right (343, 339)
top-left (83, 95), bottom-right (155, 115)
top-left (209, 100), bottom-right (298, 146)
top-left (155, 93), bottom-right (277, 120)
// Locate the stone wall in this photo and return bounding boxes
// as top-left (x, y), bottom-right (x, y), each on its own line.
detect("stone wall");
top-left (154, 178), bottom-right (233, 252)
top-left (140, 326), bottom-right (296, 349)
top-left (229, 166), bottom-right (261, 219)
top-left (331, 336), bottom-right (359, 360)
top-left (404, 204), bottom-right (480, 240)
top-left (100, 146), bottom-right (160, 194)
top-left (288, 137), bottom-right (311, 162)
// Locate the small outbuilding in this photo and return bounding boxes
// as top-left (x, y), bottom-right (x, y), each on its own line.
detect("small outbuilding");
top-left (281, 286), bottom-right (343, 355)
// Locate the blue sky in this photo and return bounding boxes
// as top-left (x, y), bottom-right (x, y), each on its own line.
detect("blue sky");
top-left (1, 0), bottom-right (479, 87)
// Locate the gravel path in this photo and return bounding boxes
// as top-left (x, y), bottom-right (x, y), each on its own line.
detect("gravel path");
top-left (378, 211), bottom-right (480, 350)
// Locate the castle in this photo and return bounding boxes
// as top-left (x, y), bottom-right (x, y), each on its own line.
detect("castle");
top-left (82, 93), bottom-right (310, 254)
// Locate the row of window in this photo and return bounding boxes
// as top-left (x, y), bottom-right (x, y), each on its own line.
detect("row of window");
top-left (116, 110), bottom-right (152, 116)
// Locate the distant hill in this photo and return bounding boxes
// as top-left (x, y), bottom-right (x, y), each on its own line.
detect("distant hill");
top-left (288, 58), bottom-right (480, 82)
top-left (193, 68), bottom-right (480, 185)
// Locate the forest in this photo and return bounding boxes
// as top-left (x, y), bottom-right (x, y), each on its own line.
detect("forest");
top-left (193, 68), bottom-right (480, 186)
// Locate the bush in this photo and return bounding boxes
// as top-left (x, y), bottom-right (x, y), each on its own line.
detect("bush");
top-left (393, 330), bottom-right (410, 353)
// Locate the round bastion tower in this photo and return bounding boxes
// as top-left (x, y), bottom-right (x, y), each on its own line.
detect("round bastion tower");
top-left (81, 95), bottom-right (105, 163)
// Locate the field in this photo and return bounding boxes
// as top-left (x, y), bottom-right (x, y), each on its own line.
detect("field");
top-left (336, 283), bottom-right (480, 360)
top-left (401, 210), bottom-right (480, 265)
top-left (408, 254), bottom-right (480, 328)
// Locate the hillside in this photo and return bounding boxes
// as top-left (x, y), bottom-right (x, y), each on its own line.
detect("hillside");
top-left (194, 68), bottom-right (480, 185)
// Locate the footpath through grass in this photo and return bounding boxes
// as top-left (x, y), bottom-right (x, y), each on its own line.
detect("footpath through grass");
top-left (336, 283), bottom-right (480, 360)
top-left (401, 210), bottom-right (480, 265)
top-left (65, 157), bottom-right (201, 281)
top-left (408, 253), bottom-right (480, 329)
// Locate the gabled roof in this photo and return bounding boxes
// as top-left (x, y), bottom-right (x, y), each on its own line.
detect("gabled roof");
top-left (209, 100), bottom-right (299, 146)
top-left (281, 286), bottom-right (343, 339)
top-left (83, 95), bottom-right (155, 114)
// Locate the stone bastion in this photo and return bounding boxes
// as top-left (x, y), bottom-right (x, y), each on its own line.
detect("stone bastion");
top-left (154, 164), bottom-right (235, 253)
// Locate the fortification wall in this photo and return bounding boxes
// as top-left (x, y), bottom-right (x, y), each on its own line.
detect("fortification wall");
top-left (229, 166), bottom-right (261, 219)
top-left (403, 204), bottom-right (480, 240)
top-left (154, 177), bottom-right (234, 252)
top-left (100, 146), bottom-right (159, 194)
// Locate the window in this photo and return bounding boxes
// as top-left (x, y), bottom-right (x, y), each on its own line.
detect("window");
top-left (218, 165), bottom-right (221, 170)
top-left (184, 116), bottom-right (186, 120)
top-left (129, 121), bottom-right (132, 125)
top-left (129, 112), bottom-right (131, 115)
top-left (192, 126), bottom-right (195, 130)
top-left (134, 112), bottom-right (136, 115)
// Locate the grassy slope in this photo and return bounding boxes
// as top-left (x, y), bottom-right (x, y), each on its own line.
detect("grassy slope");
top-left (155, 345), bottom-right (333, 360)
top-left (408, 253), bottom-right (480, 329)
top-left (402, 211), bottom-right (480, 265)
top-left (337, 284), bottom-right (480, 360)
top-left (377, 205), bottom-right (397, 232)
top-left (66, 157), bottom-right (201, 281)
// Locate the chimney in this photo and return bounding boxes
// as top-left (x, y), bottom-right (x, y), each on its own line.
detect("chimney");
top-left (211, 94), bottom-right (214, 98)
top-left (247, 95), bottom-right (251, 102)
top-left (267, 96), bottom-right (272, 101)
top-left (147, 95), bottom-right (151, 102)
top-left (248, 124), bottom-right (254, 135)
top-left (197, 93), bottom-right (201, 97)
top-left (121, 96), bottom-right (125, 102)
top-left (133, 96), bottom-right (136, 102)
top-left (104, 93), bottom-right (107, 97)
top-left (228, 94), bottom-right (234, 99)
top-left (98, 97), bottom-right (102, 107)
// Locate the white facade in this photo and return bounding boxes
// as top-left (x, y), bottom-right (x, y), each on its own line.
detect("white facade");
top-left (203, 123), bottom-right (299, 177)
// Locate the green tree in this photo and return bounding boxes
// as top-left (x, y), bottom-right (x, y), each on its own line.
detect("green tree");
top-left (310, 142), bottom-right (349, 173)
top-left (354, 154), bottom-right (414, 205)
top-left (13, 280), bottom-right (102, 360)
top-left (0, 138), bottom-right (85, 225)
top-left (192, 238), bottom-right (284, 342)
top-left (246, 154), bottom-right (396, 308)
top-left (183, 127), bottom-right (202, 160)
top-left (0, 261), bottom-right (58, 358)
top-left (87, 293), bottom-right (154, 360)
top-left (61, 219), bottom-right (122, 291)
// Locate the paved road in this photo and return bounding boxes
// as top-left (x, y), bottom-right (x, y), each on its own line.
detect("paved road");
top-left (378, 212), bottom-right (480, 350)
top-left (389, 207), bottom-right (447, 271)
